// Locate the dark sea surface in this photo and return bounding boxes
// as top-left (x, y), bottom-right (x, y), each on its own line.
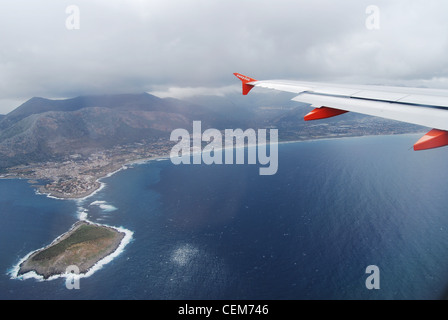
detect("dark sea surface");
top-left (2, 133), bottom-right (448, 300)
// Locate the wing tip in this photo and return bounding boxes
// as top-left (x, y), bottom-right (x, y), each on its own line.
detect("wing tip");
top-left (234, 73), bottom-right (257, 95)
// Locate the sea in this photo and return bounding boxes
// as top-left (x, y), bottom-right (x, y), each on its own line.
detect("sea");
top-left (2, 133), bottom-right (448, 300)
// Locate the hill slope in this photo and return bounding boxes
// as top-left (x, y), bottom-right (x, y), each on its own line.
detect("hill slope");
top-left (0, 93), bottom-right (225, 169)
top-left (0, 92), bottom-right (424, 170)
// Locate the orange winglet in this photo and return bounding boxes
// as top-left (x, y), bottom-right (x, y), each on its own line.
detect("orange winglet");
top-left (414, 129), bottom-right (448, 151)
top-left (304, 107), bottom-right (348, 121)
top-left (234, 73), bottom-right (257, 95)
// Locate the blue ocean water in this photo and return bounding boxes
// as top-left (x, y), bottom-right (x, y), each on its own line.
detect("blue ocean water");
top-left (2, 134), bottom-right (448, 300)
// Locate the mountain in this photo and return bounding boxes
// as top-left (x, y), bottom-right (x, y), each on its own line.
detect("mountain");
top-left (2, 94), bottom-right (201, 128)
top-left (0, 92), bottom-right (424, 170)
top-left (0, 93), bottom-right (221, 169)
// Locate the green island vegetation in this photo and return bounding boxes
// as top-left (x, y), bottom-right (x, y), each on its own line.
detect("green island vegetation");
top-left (18, 221), bottom-right (125, 279)
top-left (32, 223), bottom-right (116, 261)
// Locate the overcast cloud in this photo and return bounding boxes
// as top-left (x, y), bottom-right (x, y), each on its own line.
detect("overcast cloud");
top-left (1, 0), bottom-right (448, 113)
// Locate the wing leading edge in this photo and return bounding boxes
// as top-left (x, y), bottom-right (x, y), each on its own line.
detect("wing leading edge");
top-left (234, 73), bottom-right (448, 151)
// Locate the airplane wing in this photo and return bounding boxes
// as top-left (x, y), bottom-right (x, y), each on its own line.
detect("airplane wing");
top-left (234, 73), bottom-right (448, 151)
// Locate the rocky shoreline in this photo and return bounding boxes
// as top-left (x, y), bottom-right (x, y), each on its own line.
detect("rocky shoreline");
top-left (17, 221), bottom-right (126, 279)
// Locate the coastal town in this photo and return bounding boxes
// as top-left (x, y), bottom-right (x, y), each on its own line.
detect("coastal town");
top-left (1, 138), bottom-right (176, 199)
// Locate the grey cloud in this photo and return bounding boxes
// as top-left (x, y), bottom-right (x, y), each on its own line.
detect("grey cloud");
top-left (1, 0), bottom-right (448, 113)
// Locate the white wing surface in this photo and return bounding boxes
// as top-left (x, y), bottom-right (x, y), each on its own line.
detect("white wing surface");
top-left (234, 73), bottom-right (448, 151)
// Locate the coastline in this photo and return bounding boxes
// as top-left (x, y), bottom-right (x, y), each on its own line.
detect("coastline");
top-left (74, 155), bottom-right (170, 203)
top-left (40, 155), bottom-right (170, 202)
top-left (29, 132), bottom-right (426, 202)
top-left (6, 132), bottom-right (424, 283)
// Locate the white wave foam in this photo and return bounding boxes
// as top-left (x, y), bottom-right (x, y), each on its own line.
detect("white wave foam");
top-left (90, 200), bottom-right (106, 205)
top-left (100, 204), bottom-right (117, 212)
top-left (90, 200), bottom-right (117, 212)
top-left (76, 180), bottom-right (106, 203)
top-left (34, 189), bottom-right (65, 201)
top-left (104, 165), bottom-right (127, 178)
top-left (81, 225), bottom-right (133, 278)
top-left (77, 207), bottom-right (88, 221)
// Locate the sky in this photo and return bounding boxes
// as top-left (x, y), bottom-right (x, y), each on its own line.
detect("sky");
top-left (1, 0), bottom-right (448, 114)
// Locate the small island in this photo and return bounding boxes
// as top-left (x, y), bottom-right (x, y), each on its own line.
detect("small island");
top-left (18, 221), bottom-right (125, 279)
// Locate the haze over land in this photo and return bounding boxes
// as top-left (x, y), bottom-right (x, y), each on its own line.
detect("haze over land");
top-left (0, 91), bottom-right (423, 172)
top-left (1, 1), bottom-right (448, 114)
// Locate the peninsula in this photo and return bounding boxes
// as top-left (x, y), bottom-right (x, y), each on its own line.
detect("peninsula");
top-left (18, 221), bottom-right (125, 279)
top-left (3, 139), bottom-right (175, 199)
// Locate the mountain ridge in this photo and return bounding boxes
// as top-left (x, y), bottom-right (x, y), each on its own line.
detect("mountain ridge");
top-left (0, 91), bottom-right (424, 171)
top-left (0, 92), bottom-right (262, 169)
